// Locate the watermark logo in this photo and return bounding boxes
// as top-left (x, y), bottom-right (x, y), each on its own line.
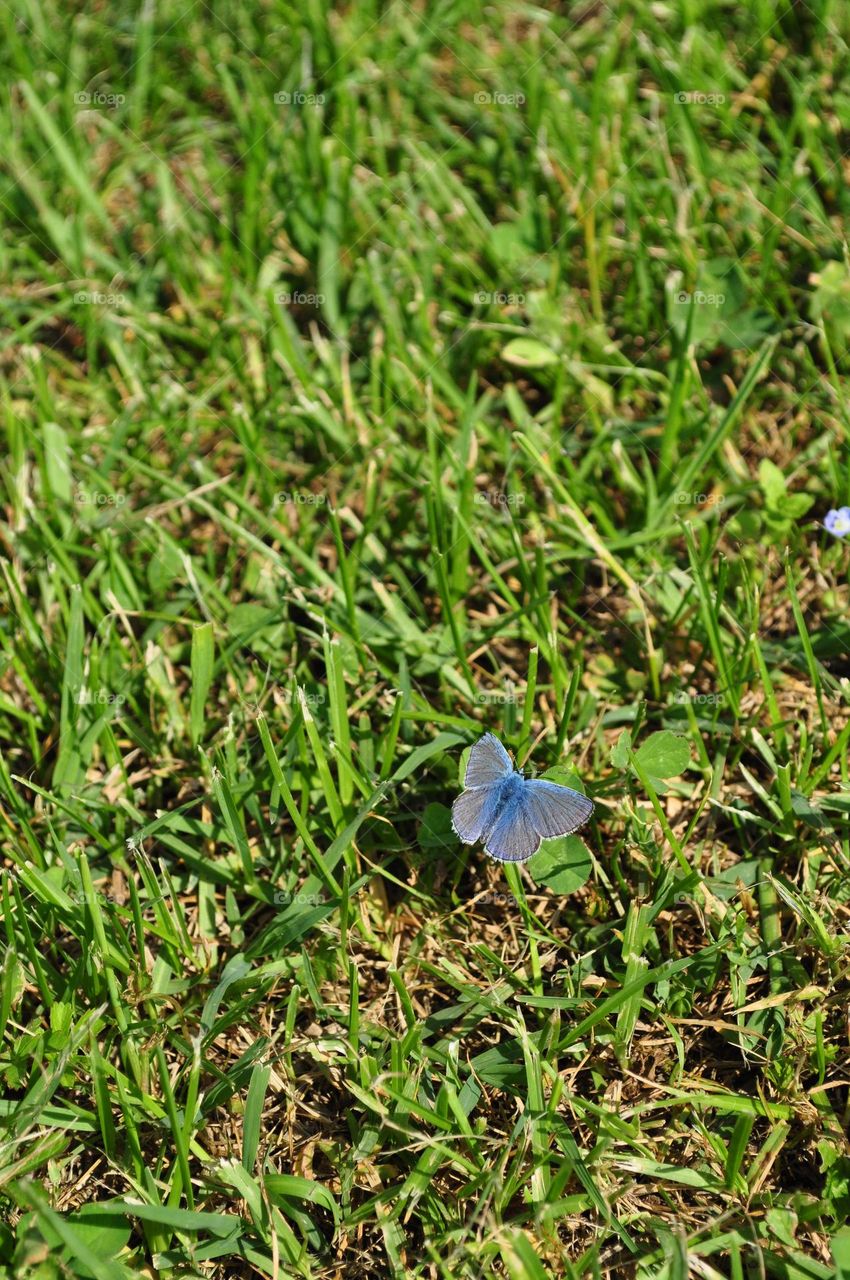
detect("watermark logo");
top-left (273, 890), bottom-right (324, 906)
top-left (76, 690), bottom-right (126, 706)
top-left (474, 91), bottom-right (525, 106)
top-left (288, 690), bottom-right (325, 707)
top-left (673, 492), bottom-right (722, 506)
top-left (74, 490), bottom-right (126, 506)
top-left (273, 492), bottom-right (326, 507)
top-left (474, 491), bottom-right (525, 508)
top-left (276, 291), bottom-right (325, 306)
top-left (474, 684), bottom-right (520, 704)
top-left (673, 290), bottom-right (725, 307)
top-left (242, 689), bottom-right (326, 715)
top-left (674, 91), bottom-right (725, 106)
top-left (74, 291), bottom-right (125, 307)
top-left (636, 877), bottom-right (693, 904)
top-left (74, 90), bottom-right (126, 108)
top-left (473, 291), bottom-right (526, 305)
top-left (69, 888), bottom-right (127, 905)
top-left (273, 91), bottom-right (325, 106)
top-left (674, 691), bottom-right (724, 706)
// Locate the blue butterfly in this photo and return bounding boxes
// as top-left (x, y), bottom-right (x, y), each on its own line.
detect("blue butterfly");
top-left (451, 732), bottom-right (593, 863)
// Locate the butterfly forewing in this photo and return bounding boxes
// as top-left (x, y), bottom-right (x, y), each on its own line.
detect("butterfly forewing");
top-left (463, 733), bottom-right (513, 788)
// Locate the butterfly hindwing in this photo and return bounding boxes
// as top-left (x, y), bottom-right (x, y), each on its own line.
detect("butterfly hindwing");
top-left (483, 790), bottom-right (542, 863)
top-left (451, 785), bottom-right (492, 844)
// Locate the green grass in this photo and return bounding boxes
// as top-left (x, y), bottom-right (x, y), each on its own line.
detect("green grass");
top-left (2, 0), bottom-right (850, 1275)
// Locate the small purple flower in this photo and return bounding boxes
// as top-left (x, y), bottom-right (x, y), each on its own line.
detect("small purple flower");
top-left (824, 506), bottom-right (850, 537)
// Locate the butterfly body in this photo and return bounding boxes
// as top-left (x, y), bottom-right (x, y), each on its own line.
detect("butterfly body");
top-left (472, 770), bottom-right (525, 840)
top-left (452, 732), bottom-right (593, 863)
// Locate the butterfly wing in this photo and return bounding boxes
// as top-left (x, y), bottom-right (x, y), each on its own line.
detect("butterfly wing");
top-left (522, 777), bottom-right (593, 839)
top-left (464, 733), bottom-right (513, 788)
top-left (483, 791), bottom-right (542, 863)
top-left (451, 784), bottom-right (495, 844)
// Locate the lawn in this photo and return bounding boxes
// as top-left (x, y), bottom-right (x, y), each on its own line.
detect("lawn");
top-left (2, 0), bottom-right (850, 1276)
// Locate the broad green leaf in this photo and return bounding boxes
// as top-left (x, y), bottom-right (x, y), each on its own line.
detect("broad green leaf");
top-left (633, 731), bottom-right (690, 778)
top-left (611, 729), bottom-right (632, 769)
top-left (775, 492), bottom-right (814, 519)
top-left (33, 1206), bottom-right (131, 1272)
top-left (419, 802), bottom-right (456, 852)
top-left (501, 338), bottom-right (559, 368)
top-left (832, 1225), bottom-right (850, 1276)
top-left (810, 259), bottom-right (850, 345)
top-left (530, 835), bottom-right (591, 894)
top-left (758, 458), bottom-right (787, 508)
